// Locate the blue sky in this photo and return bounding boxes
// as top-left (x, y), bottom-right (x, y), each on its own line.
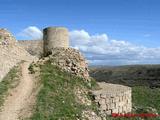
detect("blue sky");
top-left (1, 0), bottom-right (160, 65)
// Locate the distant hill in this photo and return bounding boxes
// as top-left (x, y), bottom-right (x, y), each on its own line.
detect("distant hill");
top-left (89, 64), bottom-right (160, 88)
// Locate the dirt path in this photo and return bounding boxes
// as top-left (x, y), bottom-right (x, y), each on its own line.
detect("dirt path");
top-left (0, 61), bottom-right (34, 120)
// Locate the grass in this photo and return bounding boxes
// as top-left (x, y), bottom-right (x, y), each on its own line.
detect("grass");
top-left (132, 86), bottom-right (160, 113)
top-left (29, 61), bottom-right (97, 120)
top-left (0, 64), bottom-right (20, 108)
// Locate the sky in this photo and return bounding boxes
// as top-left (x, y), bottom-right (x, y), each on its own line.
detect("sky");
top-left (0, 0), bottom-right (160, 65)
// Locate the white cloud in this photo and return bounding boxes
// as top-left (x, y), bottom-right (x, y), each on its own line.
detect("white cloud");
top-left (69, 30), bottom-right (91, 45)
top-left (69, 29), bottom-right (160, 65)
top-left (18, 26), bottom-right (43, 40)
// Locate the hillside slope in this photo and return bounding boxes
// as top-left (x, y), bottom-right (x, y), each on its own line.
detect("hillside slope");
top-left (28, 60), bottom-right (100, 120)
top-left (89, 65), bottom-right (160, 88)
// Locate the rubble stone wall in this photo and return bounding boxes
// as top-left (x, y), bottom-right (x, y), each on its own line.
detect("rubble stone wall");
top-left (92, 83), bottom-right (132, 116)
top-left (36, 47), bottom-right (90, 80)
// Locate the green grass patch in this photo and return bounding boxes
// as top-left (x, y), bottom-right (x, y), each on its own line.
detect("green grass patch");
top-left (30, 62), bottom-right (96, 120)
top-left (0, 65), bottom-right (20, 107)
top-left (132, 86), bottom-right (160, 113)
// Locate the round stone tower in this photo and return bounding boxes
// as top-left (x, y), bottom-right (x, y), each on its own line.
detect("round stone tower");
top-left (43, 27), bottom-right (69, 56)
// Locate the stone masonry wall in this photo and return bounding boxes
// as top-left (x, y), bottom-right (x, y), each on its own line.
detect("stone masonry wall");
top-left (92, 82), bottom-right (132, 116)
top-left (18, 40), bottom-right (43, 57)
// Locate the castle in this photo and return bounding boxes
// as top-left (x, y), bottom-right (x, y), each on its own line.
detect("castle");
top-left (0, 27), bottom-right (132, 116)
top-left (19, 27), bottom-right (69, 57)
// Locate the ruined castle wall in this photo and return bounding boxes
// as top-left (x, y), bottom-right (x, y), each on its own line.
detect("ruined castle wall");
top-left (0, 29), bottom-right (34, 82)
top-left (43, 27), bottom-right (69, 56)
top-left (18, 40), bottom-right (43, 57)
top-left (92, 83), bottom-right (132, 116)
top-left (0, 45), bottom-right (34, 81)
top-left (37, 47), bottom-right (90, 80)
top-left (18, 27), bottom-right (70, 57)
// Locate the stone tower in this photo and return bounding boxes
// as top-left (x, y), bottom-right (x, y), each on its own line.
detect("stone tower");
top-left (43, 27), bottom-right (69, 56)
